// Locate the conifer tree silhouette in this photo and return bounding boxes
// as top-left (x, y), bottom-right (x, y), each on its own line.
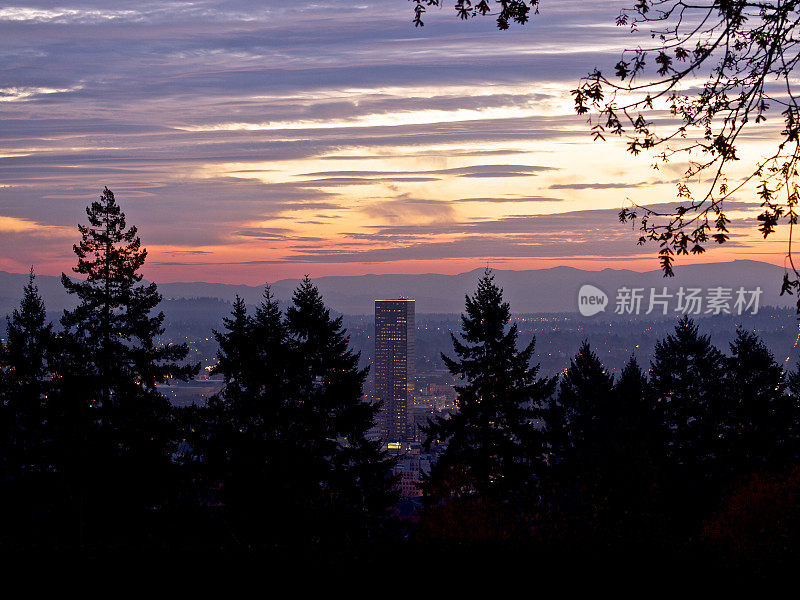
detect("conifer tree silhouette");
top-left (422, 269), bottom-right (555, 513)
top-left (55, 187), bottom-right (197, 543)
top-left (1, 270), bottom-right (53, 476)
top-left (0, 269), bottom-right (55, 543)
top-left (543, 341), bottom-right (616, 538)
top-left (650, 316), bottom-right (725, 529)
top-left (723, 330), bottom-right (800, 475)
top-left (204, 289), bottom-right (295, 544)
top-left (284, 276), bottom-right (396, 544)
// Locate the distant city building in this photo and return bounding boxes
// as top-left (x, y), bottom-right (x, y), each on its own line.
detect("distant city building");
top-left (374, 298), bottom-right (415, 446)
top-left (393, 452), bottom-right (430, 498)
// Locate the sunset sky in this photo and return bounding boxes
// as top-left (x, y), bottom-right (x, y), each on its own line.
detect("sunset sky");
top-left (0, 0), bottom-right (789, 284)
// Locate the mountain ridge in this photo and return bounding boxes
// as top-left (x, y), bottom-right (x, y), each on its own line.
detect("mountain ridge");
top-left (0, 260), bottom-right (792, 315)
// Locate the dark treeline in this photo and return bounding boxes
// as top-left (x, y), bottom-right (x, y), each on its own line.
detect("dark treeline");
top-left (0, 188), bottom-right (396, 551)
top-left (419, 272), bottom-right (800, 562)
top-left (2, 189), bottom-right (800, 565)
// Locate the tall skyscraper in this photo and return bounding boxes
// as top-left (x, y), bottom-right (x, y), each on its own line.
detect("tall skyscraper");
top-left (374, 298), bottom-right (415, 447)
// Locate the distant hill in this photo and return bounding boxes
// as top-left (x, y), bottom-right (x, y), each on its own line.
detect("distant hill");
top-left (0, 260), bottom-right (793, 315)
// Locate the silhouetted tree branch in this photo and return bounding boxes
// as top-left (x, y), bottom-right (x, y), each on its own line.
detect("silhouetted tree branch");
top-left (411, 1), bottom-right (800, 305)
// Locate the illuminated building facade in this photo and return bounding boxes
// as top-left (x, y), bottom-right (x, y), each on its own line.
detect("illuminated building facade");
top-left (374, 298), bottom-right (415, 446)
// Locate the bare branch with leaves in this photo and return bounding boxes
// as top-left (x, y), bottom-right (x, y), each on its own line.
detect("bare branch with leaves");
top-left (411, 0), bottom-right (800, 309)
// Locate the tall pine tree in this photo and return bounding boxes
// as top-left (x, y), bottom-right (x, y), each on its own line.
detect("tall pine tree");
top-left (1, 269), bottom-right (53, 477)
top-left (0, 269), bottom-right (56, 544)
top-left (284, 277), bottom-right (396, 545)
top-left (611, 356), bottom-right (665, 536)
top-left (422, 270), bottom-right (555, 510)
top-left (649, 316), bottom-right (725, 529)
top-left (61, 187), bottom-right (196, 406)
top-left (651, 317), bottom-right (725, 468)
top-left (55, 187), bottom-right (197, 542)
top-left (210, 295), bottom-right (254, 408)
top-left (547, 341), bottom-right (615, 469)
top-left (203, 289), bottom-right (293, 544)
top-left (543, 341), bottom-right (617, 538)
top-left (722, 330), bottom-right (799, 475)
